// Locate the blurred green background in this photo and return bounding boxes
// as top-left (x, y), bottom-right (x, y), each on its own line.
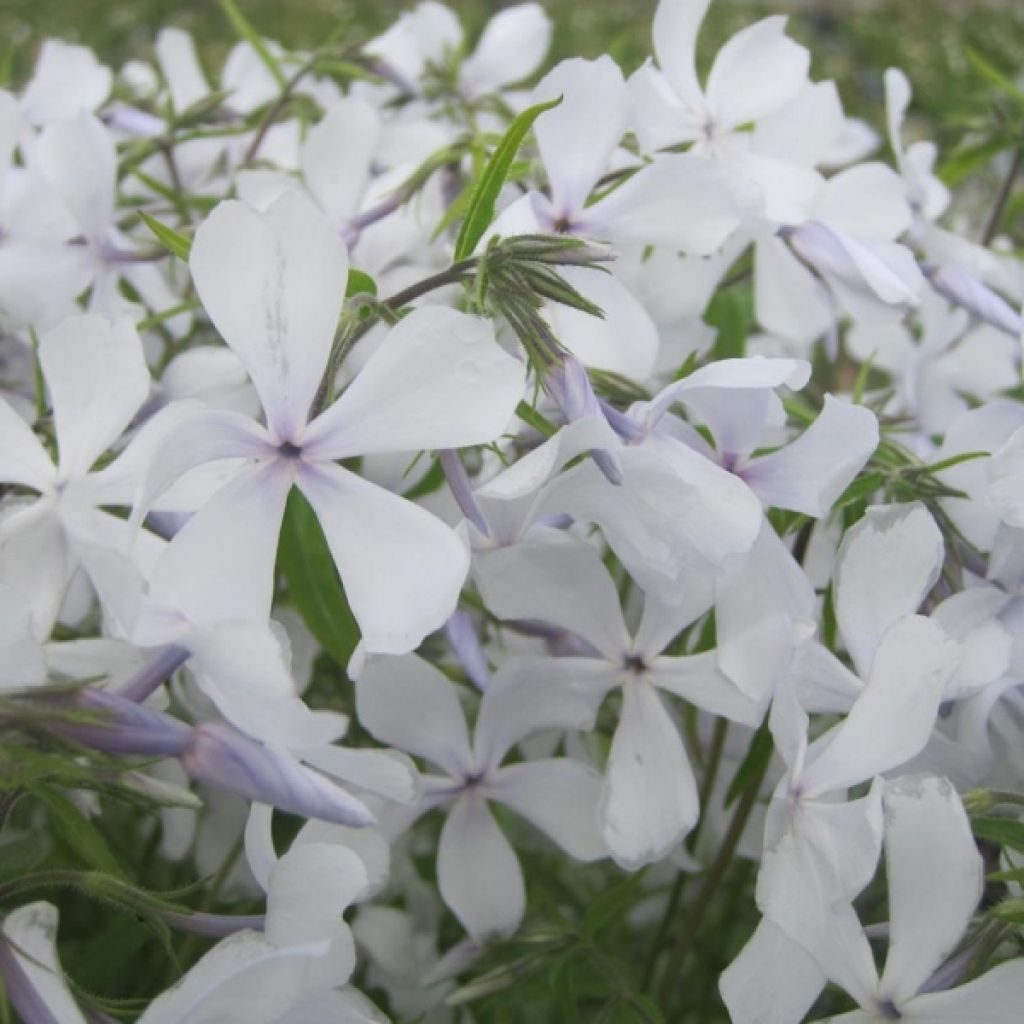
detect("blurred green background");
top-left (3, 0), bottom-right (1024, 146)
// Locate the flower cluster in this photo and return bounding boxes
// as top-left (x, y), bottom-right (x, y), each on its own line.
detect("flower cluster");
top-left (1, 1), bottom-right (1023, 1021)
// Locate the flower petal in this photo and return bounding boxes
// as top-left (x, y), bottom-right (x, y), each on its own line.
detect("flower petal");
top-left (716, 522), bottom-right (817, 705)
top-left (650, 650), bottom-right (764, 726)
top-left (437, 793), bottom-right (525, 940)
top-left (601, 679), bottom-right (697, 868)
top-left (800, 616), bottom-right (960, 798)
top-left (303, 305), bottom-right (524, 460)
top-left (651, 0), bottom-right (710, 112)
top-left (188, 622), bottom-right (345, 749)
top-left (296, 461), bottom-right (469, 654)
top-left (461, 3), bottom-right (552, 98)
top-left (908, 960), bottom-right (1024, 1024)
top-left (719, 919), bottom-right (826, 1024)
top-left (472, 654), bottom-right (608, 770)
top-left (147, 459), bottom-right (292, 626)
top-left (878, 774), bottom-right (983, 1005)
top-left (0, 902), bottom-right (87, 1024)
top-left (742, 395), bottom-right (879, 517)
top-left (266, 842), bottom-right (367, 951)
top-left (706, 16), bottom-right (809, 129)
top-left (532, 56), bottom-right (628, 217)
top-left (189, 193), bottom-right (348, 439)
top-left (354, 652), bottom-right (473, 779)
top-left (40, 313), bottom-right (149, 481)
top-left (474, 535), bottom-right (629, 661)
top-left (0, 398), bottom-right (54, 492)
top-left (34, 113), bottom-right (115, 241)
top-left (833, 502), bottom-right (944, 677)
top-left (540, 267), bottom-right (659, 380)
top-left (301, 98), bottom-right (379, 228)
top-left (487, 758), bottom-right (606, 860)
top-left (589, 154), bottom-right (751, 255)
top-left (136, 931), bottom-right (329, 1024)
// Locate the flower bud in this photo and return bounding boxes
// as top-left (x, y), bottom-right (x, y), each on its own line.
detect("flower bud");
top-left (182, 724), bottom-right (376, 827)
top-left (53, 688), bottom-right (191, 758)
top-left (440, 449), bottom-right (490, 537)
top-left (545, 355), bottom-right (623, 485)
top-left (923, 262), bottom-right (1023, 339)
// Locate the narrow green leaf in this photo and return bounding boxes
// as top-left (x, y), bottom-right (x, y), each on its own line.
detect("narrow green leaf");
top-left (0, 834), bottom-right (51, 882)
top-left (277, 488), bottom-right (361, 671)
top-left (31, 787), bottom-right (124, 876)
top-left (940, 135), bottom-right (1017, 186)
top-left (987, 867), bottom-right (1024, 883)
top-left (136, 300), bottom-right (200, 333)
top-left (345, 268), bottom-right (378, 299)
top-left (582, 870), bottom-right (649, 938)
top-left (454, 96), bottom-right (562, 261)
top-left (919, 450), bottom-right (989, 474)
top-left (834, 471), bottom-right (885, 509)
top-left (990, 898), bottom-right (1024, 924)
top-left (138, 212), bottom-right (191, 261)
top-left (403, 455), bottom-right (446, 500)
top-left (724, 722), bottom-right (773, 809)
top-left (966, 48), bottom-right (1024, 109)
top-left (706, 287), bottom-right (752, 360)
top-left (973, 816), bottom-right (1024, 854)
top-left (515, 399), bottom-right (558, 438)
top-left (220, 0), bottom-right (286, 89)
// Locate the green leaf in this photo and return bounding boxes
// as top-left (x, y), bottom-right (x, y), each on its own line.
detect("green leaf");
top-left (941, 136), bottom-right (1017, 187)
top-left (706, 287), bottom-right (752, 360)
top-left (136, 300), bottom-right (200, 333)
top-left (0, 834), bottom-right (51, 882)
top-left (277, 488), bottom-right (361, 671)
top-left (919, 450), bottom-right (990, 474)
top-left (987, 866), bottom-right (1024, 883)
top-left (973, 816), bottom-right (1024, 854)
top-left (138, 212), bottom-right (191, 261)
top-left (967, 48), bottom-right (1024, 109)
top-left (220, 0), bottom-right (286, 89)
top-left (515, 399), bottom-right (558, 438)
top-left (990, 898), bottom-right (1024, 924)
top-left (345, 268), bottom-right (378, 299)
top-left (724, 722), bottom-right (773, 809)
top-left (31, 787), bottom-right (124, 876)
top-left (835, 470), bottom-right (885, 509)
top-left (402, 455), bottom-right (446, 501)
top-left (454, 96), bottom-right (562, 261)
top-left (582, 870), bottom-right (649, 938)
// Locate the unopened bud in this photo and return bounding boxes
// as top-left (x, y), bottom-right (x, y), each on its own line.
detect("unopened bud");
top-left (923, 262), bottom-right (1023, 339)
top-left (53, 688), bottom-right (191, 758)
top-left (183, 724), bottom-right (376, 828)
top-left (787, 221), bottom-right (921, 308)
top-left (440, 449), bottom-right (490, 537)
top-left (545, 355), bottom-right (622, 485)
top-left (502, 234), bottom-right (614, 266)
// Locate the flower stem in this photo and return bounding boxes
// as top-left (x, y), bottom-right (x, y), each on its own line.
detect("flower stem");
top-left (656, 750), bottom-right (768, 1013)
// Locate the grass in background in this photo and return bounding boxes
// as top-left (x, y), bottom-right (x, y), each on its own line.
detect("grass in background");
top-left (2, 0), bottom-right (1023, 137)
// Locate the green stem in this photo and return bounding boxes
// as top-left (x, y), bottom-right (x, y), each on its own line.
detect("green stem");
top-left (656, 754), bottom-right (768, 1013)
top-left (641, 719), bottom-right (729, 993)
top-left (310, 258), bottom-right (477, 416)
top-left (982, 135), bottom-right (1024, 245)
top-left (243, 54), bottom-right (318, 166)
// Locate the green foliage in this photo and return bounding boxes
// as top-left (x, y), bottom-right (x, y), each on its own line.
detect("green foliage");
top-left (138, 212), bottom-right (192, 261)
top-left (277, 488), bottom-right (361, 672)
top-left (454, 96), bottom-right (562, 260)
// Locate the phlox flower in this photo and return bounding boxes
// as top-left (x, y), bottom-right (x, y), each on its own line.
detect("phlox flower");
top-left (354, 649), bottom-right (608, 939)
top-left (138, 190), bottom-right (524, 654)
top-left (476, 536), bottom-right (762, 869)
